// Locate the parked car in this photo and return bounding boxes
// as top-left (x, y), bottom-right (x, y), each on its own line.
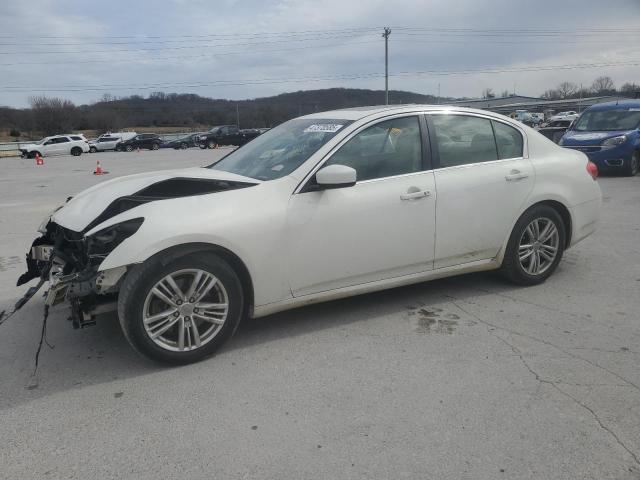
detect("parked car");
top-left (18, 105), bottom-right (601, 364)
top-left (19, 134), bottom-right (90, 158)
top-left (89, 132), bottom-right (137, 153)
top-left (116, 133), bottom-right (162, 152)
top-left (197, 125), bottom-right (260, 149)
top-left (549, 111), bottom-right (579, 122)
top-left (537, 119), bottom-right (573, 144)
top-left (559, 100), bottom-right (640, 176)
top-left (161, 133), bottom-right (204, 150)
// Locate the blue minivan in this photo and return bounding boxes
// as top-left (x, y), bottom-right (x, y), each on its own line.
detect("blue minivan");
top-left (560, 100), bottom-right (640, 176)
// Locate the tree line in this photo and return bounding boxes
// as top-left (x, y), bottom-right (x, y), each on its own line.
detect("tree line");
top-left (0, 88), bottom-right (435, 139)
top-left (1, 77), bottom-right (637, 139)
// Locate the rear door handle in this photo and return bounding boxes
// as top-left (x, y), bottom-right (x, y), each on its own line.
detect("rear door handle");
top-left (400, 190), bottom-right (430, 201)
top-left (505, 170), bottom-right (529, 182)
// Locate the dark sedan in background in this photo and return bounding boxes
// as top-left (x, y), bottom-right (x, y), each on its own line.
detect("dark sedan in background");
top-left (161, 133), bottom-right (204, 149)
top-left (116, 133), bottom-right (163, 152)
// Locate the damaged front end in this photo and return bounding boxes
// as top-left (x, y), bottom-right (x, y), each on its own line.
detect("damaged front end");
top-left (16, 218), bottom-right (142, 328)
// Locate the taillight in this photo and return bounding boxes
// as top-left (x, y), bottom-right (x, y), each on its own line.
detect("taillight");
top-left (586, 161), bottom-right (598, 180)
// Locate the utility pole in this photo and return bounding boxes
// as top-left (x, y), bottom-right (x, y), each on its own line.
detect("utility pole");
top-left (382, 27), bottom-right (391, 105)
top-left (437, 83), bottom-right (441, 104)
top-left (236, 103), bottom-right (240, 128)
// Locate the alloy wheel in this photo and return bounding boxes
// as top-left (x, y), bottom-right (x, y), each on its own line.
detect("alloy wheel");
top-left (142, 269), bottom-right (229, 352)
top-left (518, 217), bottom-right (560, 276)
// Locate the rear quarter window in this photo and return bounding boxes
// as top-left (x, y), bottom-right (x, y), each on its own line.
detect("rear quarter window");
top-left (492, 121), bottom-right (523, 159)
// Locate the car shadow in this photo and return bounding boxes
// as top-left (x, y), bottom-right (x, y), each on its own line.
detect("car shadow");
top-left (1, 270), bottom-right (518, 410)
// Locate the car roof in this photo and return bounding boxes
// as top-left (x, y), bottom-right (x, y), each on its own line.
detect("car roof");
top-left (584, 99), bottom-right (640, 111)
top-left (299, 104), bottom-right (513, 121)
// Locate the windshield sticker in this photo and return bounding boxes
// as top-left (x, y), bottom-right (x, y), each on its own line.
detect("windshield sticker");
top-left (303, 124), bottom-right (344, 133)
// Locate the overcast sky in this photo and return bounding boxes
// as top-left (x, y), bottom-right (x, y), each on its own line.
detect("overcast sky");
top-left (1, 0), bottom-right (639, 108)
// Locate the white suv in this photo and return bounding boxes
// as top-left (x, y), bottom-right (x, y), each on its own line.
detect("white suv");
top-left (20, 134), bottom-right (90, 158)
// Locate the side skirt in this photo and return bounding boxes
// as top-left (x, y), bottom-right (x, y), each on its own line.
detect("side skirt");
top-left (252, 258), bottom-right (500, 318)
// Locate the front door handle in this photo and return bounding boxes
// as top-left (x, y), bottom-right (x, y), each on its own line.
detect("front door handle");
top-left (505, 169), bottom-right (529, 182)
top-left (400, 189), bottom-right (430, 201)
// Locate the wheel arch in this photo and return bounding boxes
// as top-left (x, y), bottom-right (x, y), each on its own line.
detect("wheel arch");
top-left (145, 242), bottom-right (255, 317)
top-left (498, 198), bottom-right (573, 264)
top-left (533, 200), bottom-right (572, 248)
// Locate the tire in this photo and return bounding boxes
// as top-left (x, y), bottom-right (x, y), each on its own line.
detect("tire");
top-left (71, 146), bottom-right (82, 156)
top-left (152, 143), bottom-right (159, 150)
top-left (28, 151), bottom-right (39, 159)
top-left (199, 143), bottom-right (206, 149)
top-left (125, 145), bottom-right (133, 152)
top-left (625, 152), bottom-right (639, 177)
top-left (89, 146), bottom-right (97, 153)
top-left (207, 141), bottom-right (216, 149)
top-left (180, 142), bottom-right (188, 150)
top-left (118, 251), bottom-right (244, 364)
top-left (500, 204), bottom-right (566, 286)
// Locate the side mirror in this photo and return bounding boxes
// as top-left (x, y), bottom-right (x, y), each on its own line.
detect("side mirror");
top-left (315, 164), bottom-right (356, 189)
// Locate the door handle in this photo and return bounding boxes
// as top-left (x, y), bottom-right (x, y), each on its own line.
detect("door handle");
top-left (400, 190), bottom-right (430, 201)
top-left (505, 170), bottom-right (529, 182)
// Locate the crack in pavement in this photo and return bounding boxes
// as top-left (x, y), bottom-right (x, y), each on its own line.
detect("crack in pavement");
top-left (447, 296), bottom-right (640, 470)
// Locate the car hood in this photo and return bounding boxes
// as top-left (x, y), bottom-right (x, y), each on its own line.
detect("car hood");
top-left (561, 129), bottom-right (632, 146)
top-left (20, 143), bottom-right (39, 150)
top-left (51, 167), bottom-right (259, 233)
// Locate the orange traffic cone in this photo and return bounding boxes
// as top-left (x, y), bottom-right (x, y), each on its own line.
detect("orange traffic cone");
top-left (93, 160), bottom-right (104, 175)
top-left (35, 153), bottom-right (44, 166)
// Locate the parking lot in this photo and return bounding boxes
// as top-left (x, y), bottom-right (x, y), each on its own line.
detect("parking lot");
top-left (0, 149), bottom-right (639, 479)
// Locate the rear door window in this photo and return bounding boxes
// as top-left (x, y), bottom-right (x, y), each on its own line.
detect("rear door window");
top-left (431, 115), bottom-right (498, 167)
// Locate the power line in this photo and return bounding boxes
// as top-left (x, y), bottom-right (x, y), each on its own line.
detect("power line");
top-left (3, 60), bottom-right (638, 93)
top-left (0, 40), bottom-right (380, 67)
top-left (0, 32), bottom-right (374, 55)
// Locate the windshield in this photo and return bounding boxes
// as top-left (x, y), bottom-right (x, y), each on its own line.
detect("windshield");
top-left (208, 118), bottom-right (352, 180)
top-left (573, 109), bottom-right (640, 132)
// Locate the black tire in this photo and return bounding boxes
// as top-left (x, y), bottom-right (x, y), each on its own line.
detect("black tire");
top-left (118, 251), bottom-right (244, 364)
top-left (152, 143), bottom-right (159, 150)
top-left (180, 142), bottom-right (188, 150)
top-left (125, 145), bottom-right (133, 152)
top-left (199, 143), bottom-right (206, 149)
top-left (28, 151), bottom-right (39, 159)
top-left (71, 146), bottom-right (82, 156)
top-left (89, 146), bottom-right (97, 153)
top-left (207, 140), bottom-right (216, 149)
top-left (500, 204), bottom-right (566, 286)
top-left (625, 152), bottom-right (639, 177)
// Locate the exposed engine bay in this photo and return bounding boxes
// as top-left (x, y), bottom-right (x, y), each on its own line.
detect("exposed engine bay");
top-left (8, 176), bottom-right (255, 329)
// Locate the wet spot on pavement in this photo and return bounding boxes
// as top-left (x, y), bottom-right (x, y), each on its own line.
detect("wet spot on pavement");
top-left (0, 256), bottom-right (22, 272)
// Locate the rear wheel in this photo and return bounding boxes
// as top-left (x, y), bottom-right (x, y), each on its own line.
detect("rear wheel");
top-left (501, 205), bottom-right (566, 285)
top-left (118, 251), bottom-right (244, 364)
top-left (625, 152), bottom-right (639, 176)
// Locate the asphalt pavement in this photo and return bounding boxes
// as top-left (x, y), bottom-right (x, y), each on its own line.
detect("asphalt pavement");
top-left (1, 149), bottom-right (639, 479)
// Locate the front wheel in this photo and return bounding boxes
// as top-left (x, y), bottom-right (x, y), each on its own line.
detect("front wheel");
top-left (500, 205), bottom-right (566, 285)
top-left (89, 146), bottom-right (97, 153)
top-left (125, 145), bottom-right (133, 152)
top-left (207, 141), bottom-right (217, 149)
top-left (152, 143), bottom-right (159, 150)
top-left (71, 147), bottom-right (82, 156)
top-left (118, 251), bottom-right (244, 364)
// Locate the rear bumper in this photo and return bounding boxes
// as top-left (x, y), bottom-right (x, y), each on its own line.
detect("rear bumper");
top-left (568, 197), bottom-right (601, 248)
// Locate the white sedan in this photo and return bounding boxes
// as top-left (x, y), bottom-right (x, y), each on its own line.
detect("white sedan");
top-left (17, 105), bottom-right (602, 363)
